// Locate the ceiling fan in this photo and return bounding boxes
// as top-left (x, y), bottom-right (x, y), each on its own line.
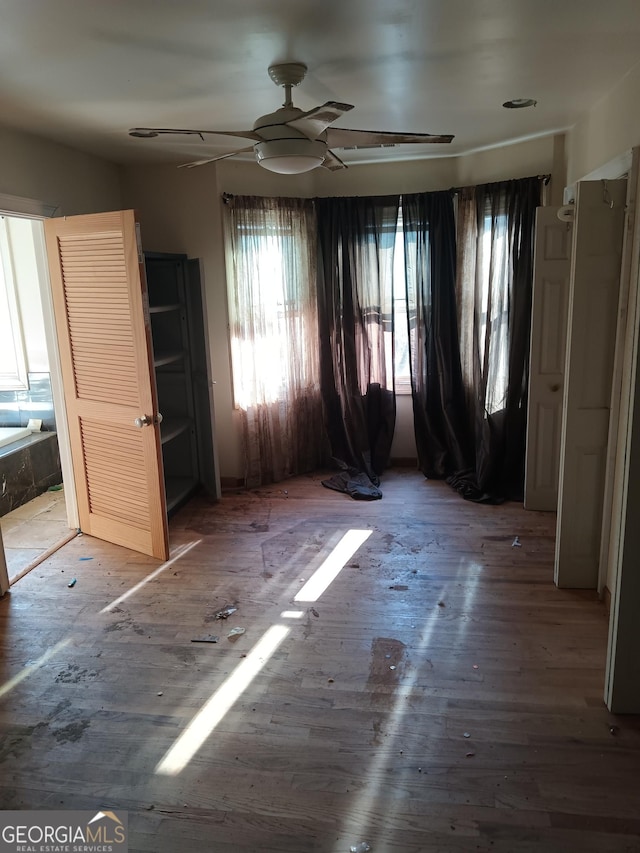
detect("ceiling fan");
top-left (129, 62), bottom-right (454, 174)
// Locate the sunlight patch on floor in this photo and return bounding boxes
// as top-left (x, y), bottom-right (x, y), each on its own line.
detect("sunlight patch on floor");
top-left (0, 638), bottom-right (71, 699)
top-left (294, 529), bottom-right (372, 603)
top-left (99, 539), bottom-right (202, 614)
top-left (155, 528), bottom-right (373, 776)
top-left (155, 624), bottom-right (290, 776)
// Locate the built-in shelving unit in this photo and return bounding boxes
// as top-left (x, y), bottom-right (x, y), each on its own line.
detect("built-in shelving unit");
top-left (146, 254), bottom-right (200, 515)
top-left (160, 417), bottom-right (192, 445)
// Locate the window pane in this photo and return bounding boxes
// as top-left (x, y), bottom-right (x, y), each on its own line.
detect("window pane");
top-left (392, 210), bottom-right (411, 390)
top-left (0, 219), bottom-right (28, 390)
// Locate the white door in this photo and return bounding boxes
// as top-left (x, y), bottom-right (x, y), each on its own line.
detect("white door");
top-left (524, 206), bottom-right (572, 511)
top-left (555, 180), bottom-right (627, 588)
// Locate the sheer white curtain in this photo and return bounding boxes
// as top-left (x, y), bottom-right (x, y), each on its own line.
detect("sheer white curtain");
top-left (454, 178), bottom-right (541, 498)
top-left (223, 194), bottom-right (324, 486)
top-left (457, 188), bottom-right (511, 418)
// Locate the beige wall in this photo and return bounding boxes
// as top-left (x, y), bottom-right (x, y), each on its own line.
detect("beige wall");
top-left (455, 135), bottom-right (556, 188)
top-left (0, 125), bottom-right (122, 215)
top-left (123, 136), bottom-right (556, 481)
top-left (566, 61), bottom-right (640, 185)
top-left (122, 164), bottom-right (243, 478)
top-left (216, 137), bottom-right (555, 197)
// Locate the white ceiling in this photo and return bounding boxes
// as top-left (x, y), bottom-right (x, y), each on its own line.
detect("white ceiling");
top-left (3, 0), bottom-right (640, 168)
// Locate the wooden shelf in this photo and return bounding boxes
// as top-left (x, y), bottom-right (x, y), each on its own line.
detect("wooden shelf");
top-left (149, 303), bottom-right (181, 314)
top-left (154, 351), bottom-right (184, 368)
top-left (165, 475), bottom-right (198, 513)
top-left (160, 417), bottom-right (192, 445)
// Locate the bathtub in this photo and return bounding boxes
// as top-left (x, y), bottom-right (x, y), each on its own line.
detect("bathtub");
top-left (0, 429), bottom-right (61, 516)
top-left (0, 426), bottom-right (31, 450)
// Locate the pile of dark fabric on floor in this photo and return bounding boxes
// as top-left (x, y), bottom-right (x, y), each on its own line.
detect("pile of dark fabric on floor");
top-left (321, 462), bottom-right (383, 500)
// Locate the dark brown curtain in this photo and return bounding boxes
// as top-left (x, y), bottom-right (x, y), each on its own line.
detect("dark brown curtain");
top-left (316, 195), bottom-right (400, 485)
top-left (402, 190), bottom-right (472, 478)
top-left (454, 176), bottom-right (542, 500)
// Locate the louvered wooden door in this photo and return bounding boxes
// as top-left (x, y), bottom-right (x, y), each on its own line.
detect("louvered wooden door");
top-left (44, 211), bottom-right (169, 560)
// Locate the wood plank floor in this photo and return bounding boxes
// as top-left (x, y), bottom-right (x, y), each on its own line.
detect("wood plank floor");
top-left (1, 469), bottom-right (639, 852)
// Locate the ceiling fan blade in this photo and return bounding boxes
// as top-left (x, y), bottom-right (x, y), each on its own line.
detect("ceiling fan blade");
top-left (129, 127), bottom-right (262, 142)
top-left (286, 101), bottom-right (354, 139)
top-left (178, 146), bottom-right (255, 169)
top-left (325, 128), bottom-right (454, 148)
top-left (322, 149), bottom-right (347, 171)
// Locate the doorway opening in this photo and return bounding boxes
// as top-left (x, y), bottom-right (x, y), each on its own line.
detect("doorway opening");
top-left (0, 212), bottom-right (75, 584)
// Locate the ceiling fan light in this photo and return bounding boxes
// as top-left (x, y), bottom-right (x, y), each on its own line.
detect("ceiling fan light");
top-left (255, 138), bottom-right (327, 174)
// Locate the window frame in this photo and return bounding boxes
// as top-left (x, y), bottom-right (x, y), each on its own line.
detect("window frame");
top-left (0, 216), bottom-right (29, 391)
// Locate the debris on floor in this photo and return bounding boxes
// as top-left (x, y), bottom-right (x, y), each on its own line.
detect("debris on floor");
top-left (78, 557), bottom-right (93, 561)
top-left (310, 607), bottom-right (319, 617)
top-left (350, 843), bottom-right (372, 853)
top-left (389, 584), bottom-right (408, 591)
top-left (322, 467), bottom-right (382, 500)
top-left (214, 604), bottom-right (238, 620)
top-left (67, 578), bottom-right (77, 588)
top-left (191, 635), bottom-right (220, 643)
top-left (512, 536), bottom-right (522, 547)
top-left (463, 732), bottom-right (471, 738)
top-left (227, 626), bottom-right (245, 640)
top-left (438, 600), bottom-right (445, 608)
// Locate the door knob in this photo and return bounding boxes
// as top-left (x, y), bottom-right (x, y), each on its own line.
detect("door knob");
top-left (550, 383), bottom-right (560, 393)
top-left (134, 415), bottom-right (152, 428)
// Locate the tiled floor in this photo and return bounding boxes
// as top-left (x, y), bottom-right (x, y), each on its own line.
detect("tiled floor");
top-left (0, 488), bottom-right (73, 579)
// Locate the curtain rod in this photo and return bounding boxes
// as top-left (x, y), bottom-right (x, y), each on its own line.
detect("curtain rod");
top-left (449, 173), bottom-right (551, 194)
top-left (222, 174), bottom-right (552, 204)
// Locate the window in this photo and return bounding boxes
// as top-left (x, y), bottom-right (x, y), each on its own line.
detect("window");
top-left (0, 216), bottom-right (28, 390)
top-left (224, 195), bottom-right (323, 485)
top-left (380, 208), bottom-right (413, 393)
top-left (479, 212), bottom-right (510, 414)
top-left (393, 208), bottom-right (415, 393)
top-left (225, 197), bottom-right (319, 411)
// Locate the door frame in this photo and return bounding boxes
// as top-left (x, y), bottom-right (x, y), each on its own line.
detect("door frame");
top-left (598, 149), bottom-right (639, 596)
top-left (31, 217), bottom-right (78, 529)
top-left (554, 178), bottom-right (627, 589)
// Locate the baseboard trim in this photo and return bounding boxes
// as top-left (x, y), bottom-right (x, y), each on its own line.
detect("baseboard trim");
top-left (220, 476), bottom-right (245, 490)
top-left (390, 457), bottom-right (419, 468)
